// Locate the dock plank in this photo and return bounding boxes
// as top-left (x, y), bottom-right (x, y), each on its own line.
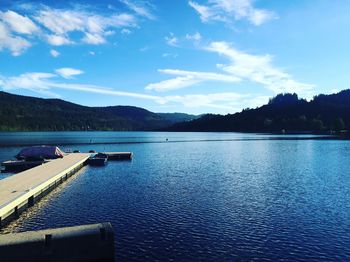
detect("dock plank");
top-left (0, 153), bottom-right (89, 218)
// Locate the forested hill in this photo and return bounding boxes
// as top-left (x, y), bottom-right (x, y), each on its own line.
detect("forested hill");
top-left (166, 90), bottom-right (350, 133)
top-left (0, 91), bottom-right (198, 131)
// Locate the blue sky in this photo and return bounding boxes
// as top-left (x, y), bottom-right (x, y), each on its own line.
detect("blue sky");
top-left (1, 0), bottom-right (350, 114)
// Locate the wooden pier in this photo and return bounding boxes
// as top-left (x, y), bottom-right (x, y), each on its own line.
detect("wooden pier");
top-left (104, 152), bottom-right (133, 160)
top-left (0, 153), bottom-right (90, 228)
top-left (0, 151), bottom-right (132, 228)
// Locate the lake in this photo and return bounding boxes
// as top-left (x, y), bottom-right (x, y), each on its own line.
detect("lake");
top-left (1, 132), bottom-right (350, 261)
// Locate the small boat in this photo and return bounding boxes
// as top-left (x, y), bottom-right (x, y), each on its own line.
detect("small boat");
top-left (1, 159), bottom-right (50, 172)
top-left (1, 146), bottom-right (64, 173)
top-left (88, 153), bottom-right (108, 166)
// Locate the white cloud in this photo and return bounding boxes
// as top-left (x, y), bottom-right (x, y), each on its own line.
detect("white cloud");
top-left (189, 1), bottom-right (224, 23)
top-left (0, 70), bottom-right (271, 112)
top-left (139, 46), bottom-right (149, 52)
top-left (0, 10), bottom-right (40, 35)
top-left (105, 30), bottom-right (115, 36)
top-left (147, 41), bottom-right (313, 97)
top-left (121, 28), bottom-right (132, 34)
top-left (189, 0), bottom-right (277, 26)
top-left (55, 68), bottom-right (84, 79)
top-left (162, 92), bottom-right (246, 110)
top-left (50, 49), bottom-right (60, 57)
top-left (0, 5), bottom-right (146, 55)
top-left (206, 41), bottom-right (314, 95)
top-left (82, 33), bottom-right (106, 44)
top-left (165, 32), bottom-right (178, 47)
top-left (89, 51), bottom-right (96, 55)
top-left (0, 72), bottom-right (59, 96)
top-left (161, 92), bottom-right (270, 112)
top-left (35, 8), bottom-right (137, 46)
top-left (147, 76), bottom-right (201, 92)
top-left (162, 53), bottom-right (178, 58)
top-left (35, 9), bottom-right (84, 35)
top-left (0, 21), bottom-right (31, 56)
top-left (0, 71), bottom-right (162, 102)
top-left (120, 0), bottom-right (155, 20)
top-left (186, 32), bottom-right (202, 41)
top-left (46, 34), bottom-right (72, 46)
top-left (249, 9), bottom-right (274, 26)
top-left (146, 69), bottom-right (240, 91)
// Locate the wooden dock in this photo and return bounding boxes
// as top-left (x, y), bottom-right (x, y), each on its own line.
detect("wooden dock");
top-left (0, 153), bottom-right (90, 227)
top-left (104, 152), bottom-right (132, 160)
top-left (0, 151), bottom-right (133, 228)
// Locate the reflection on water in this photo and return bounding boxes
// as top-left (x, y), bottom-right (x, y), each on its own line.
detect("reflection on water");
top-left (0, 132), bottom-right (350, 261)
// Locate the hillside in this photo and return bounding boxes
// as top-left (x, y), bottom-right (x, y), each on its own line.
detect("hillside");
top-left (166, 90), bottom-right (350, 133)
top-left (0, 91), bottom-right (198, 131)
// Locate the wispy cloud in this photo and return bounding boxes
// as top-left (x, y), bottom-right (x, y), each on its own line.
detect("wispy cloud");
top-left (120, 0), bottom-right (155, 20)
top-left (55, 68), bottom-right (84, 79)
top-left (0, 10), bottom-right (40, 34)
top-left (162, 53), bottom-right (178, 58)
top-left (0, 9), bottom-right (39, 56)
top-left (50, 49), bottom-right (60, 57)
top-left (0, 70), bottom-right (267, 112)
top-left (161, 92), bottom-right (270, 112)
top-left (146, 69), bottom-right (240, 91)
top-left (186, 32), bottom-right (202, 41)
top-left (163, 92), bottom-right (245, 110)
top-left (0, 5), bottom-right (144, 55)
top-left (189, 1), bottom-right (223, 23)
top-left (46, 34), bottom-right (72, 46)
top-left (189, 0), bottom-right (277, 26)
top-left (0, 21), bottom-right (31, 56)
top-left (147, 41), bottom-right (314, 96)
top-left (0, 72), bottom-right (60, 97)
top-left (206, 41), bottom-right (314, 95)
top-left (35, 8), bottom-right (137, 46)
top-left (121, 28), bottom-right (132, 34)
top-left (0, 71), bottom-right (162, 102)
top-left (139, 46), bottom-right (149, 52)
top-left (165, 32), bottom-right (178, 47)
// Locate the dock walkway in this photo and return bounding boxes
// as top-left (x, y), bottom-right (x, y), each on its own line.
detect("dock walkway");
top-left (0, 153), bottom-right (90, 227)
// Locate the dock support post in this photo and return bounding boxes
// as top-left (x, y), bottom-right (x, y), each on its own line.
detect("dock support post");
top-left (14, 206), bottom-right (19, 218)
top-left (28, 196), bottom-right (34, 207)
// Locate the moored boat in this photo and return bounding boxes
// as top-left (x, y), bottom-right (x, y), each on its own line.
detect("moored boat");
top-left (88, 153), bottom-right (108, 166)
top-left (1, 146), bottom-right (64, 172)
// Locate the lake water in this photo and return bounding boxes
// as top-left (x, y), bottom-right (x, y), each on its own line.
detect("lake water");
top-left (1, 132), bottom-right (350, 261)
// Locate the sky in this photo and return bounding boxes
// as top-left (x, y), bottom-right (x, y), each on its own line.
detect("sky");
top-left (1, 0), bottom-right (350, 114)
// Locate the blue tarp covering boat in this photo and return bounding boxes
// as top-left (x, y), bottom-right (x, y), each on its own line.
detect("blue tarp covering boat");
top-left (16, 146), bottom-right (64, 160)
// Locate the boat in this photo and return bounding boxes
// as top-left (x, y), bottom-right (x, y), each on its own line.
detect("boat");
top-left (1, 159), bottom-right (50, 172)
top-left (88, 153), bottom-right (108, 166)
top-left (16, 146), bottom-right (64, 160)
top-left (1, 146), bottom-right (64, 173)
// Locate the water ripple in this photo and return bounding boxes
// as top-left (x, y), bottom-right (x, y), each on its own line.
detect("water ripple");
top-left (1, 134), bottom-right (350, 261)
